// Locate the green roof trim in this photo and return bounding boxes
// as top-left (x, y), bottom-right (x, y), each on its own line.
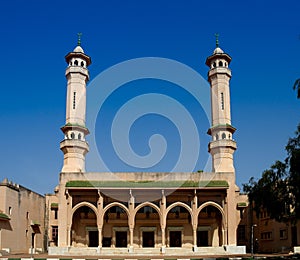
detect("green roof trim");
top-left (51, 203), bottom-right (58, 208)
top-left (66, 180), bottom-right (229, 188)
top-left (237, 202), bottom-right (247, 207)
top-left (0, 212), bottom-right (10, 220)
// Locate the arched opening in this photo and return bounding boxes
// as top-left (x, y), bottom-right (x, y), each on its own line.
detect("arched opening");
top-left (71, 205), bottom-right (98, 247)
top-left (134, 204), bottom-right (160, 248)
top-left (166, 204), bottom-right (192, 248)
top-left (102, 205), bottom-right (128, 248)
top-left (70, 132), bottom-right (75, 139)
top-left (197, 204), bottom-right (223, 247)
top-left (222, 133), bottom-right (226, 139)
top-left (81, 61), bottom-right (84, 67)
top-left (74, 60), bottom-right (78, 66)
top-left (78, 133), bottom-right (82, 140)
top-left (219, 61), bottom-right (223, 67)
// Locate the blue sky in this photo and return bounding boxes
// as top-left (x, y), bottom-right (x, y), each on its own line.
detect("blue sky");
top-left (0, 0), bottom-right (299, 195)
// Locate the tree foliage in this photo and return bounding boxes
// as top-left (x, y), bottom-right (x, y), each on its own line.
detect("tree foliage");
top-left (293, 79), bottom-right (300, 99)
top-left (243, 124), bottom-right (300, 222)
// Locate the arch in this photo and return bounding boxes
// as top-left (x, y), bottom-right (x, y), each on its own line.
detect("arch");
top-left (222, 133), bottom-right (226, 139)
top-left (71, 201), bottom-right (98, 220)
top-left (166, 201), bottom-right (192, 216)
top-left (70, 132), bottom-right (75, 139)
top-left (102, 202), bottom-right (130, 218)
top-left (133, 202), bottom-right (161, 218)
top-left (165, 201), bottom-right (193, 225)
top-left (81, 61), bottom-right (84, 67)
top-left (74, 60), bottom-right (78, 66)
top-left (197, 201), bottom-right (226, 227)
top-left (219, 61), bottom-right (223, 67)
top-left (78, 133), bottom-right (82, 140)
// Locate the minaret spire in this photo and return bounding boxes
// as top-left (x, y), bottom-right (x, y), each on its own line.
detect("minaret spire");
top-left (215, 33), bottom-right (219, 47)
top-left (77, 32), bottom-right (82, 46)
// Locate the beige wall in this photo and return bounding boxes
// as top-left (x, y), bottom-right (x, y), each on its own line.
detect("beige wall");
top-left (0, 179), bottom-right (45, 254)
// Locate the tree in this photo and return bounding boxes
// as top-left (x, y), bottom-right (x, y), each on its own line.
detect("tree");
top-left (243, 124), bottom-right (300, 222)
top-left (293, 79), bottom-right (300, 99)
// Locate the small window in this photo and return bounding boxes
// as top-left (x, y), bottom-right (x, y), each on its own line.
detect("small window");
top-left (74, 60), bottom-right (78, 66)
top-left (222, 133), bottom-right (226, 139)
top-left (73, 92), bottom-right (76, 109)
top-left (81, 61), bottom-right (84, 67)
top-left (26, 212), bottom-right (29, 219)
top-left (78, 133), bottom-right (82, 140)
top-left (219, 61), bottom-right (223, 67)
top-left (216, 134), bottom-right (219, 140)
top-left (213, 62), bottom-right (216, 68)
top-left (54, 209), bottom-right (58, 220)
top-left (280, 229), bottom-right (287, 240)
top-left (70, 132), bottom-right (75, 139)
top-left (221, 92), bottom-right (224, 110)
top-left (9, 207), bottom-right (12, 215)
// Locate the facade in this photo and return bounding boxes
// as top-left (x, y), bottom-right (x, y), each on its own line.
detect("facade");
top-left (0, 178), bottom-right (45, 254)
top-left (237, 202), bottom-right (300, 254)
top-left (47, 41), bottom-right (247, 256)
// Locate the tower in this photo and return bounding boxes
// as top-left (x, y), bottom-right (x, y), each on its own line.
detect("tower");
top-left (206, 37), bottom-right (237, 173)
top-left (60, 36), bottom-right (91, 172)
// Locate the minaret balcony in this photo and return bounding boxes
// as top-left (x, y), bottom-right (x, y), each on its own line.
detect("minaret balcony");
top-left (208, 139), bottom-right (237, 151)
top-left (208, 67), bottom-right (231, 78)
top-left (65, 66), bottom-right (89, 79)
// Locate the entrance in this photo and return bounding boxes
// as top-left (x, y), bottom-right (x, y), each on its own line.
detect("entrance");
top-left (197, 230), bottom-right (209, 246)
top-left (88, 231), bottom-right (98, 247)
top-left (143, 231), bottom-right (154, 247)
top-left (292, 226), bottom-right (298, 247)
top-left (169, 231), bottom-right (182, 247)
top-left (116, 231), bottom-right (127, 247)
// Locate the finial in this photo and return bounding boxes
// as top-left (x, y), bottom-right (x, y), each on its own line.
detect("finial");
top-left (77, 32), bottom-right (82, 46)
top-left (215, 33), bottom-right (219, 47)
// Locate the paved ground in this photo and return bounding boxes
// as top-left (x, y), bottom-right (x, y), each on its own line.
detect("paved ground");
top-left (0, 252), bottom-right (299, 259)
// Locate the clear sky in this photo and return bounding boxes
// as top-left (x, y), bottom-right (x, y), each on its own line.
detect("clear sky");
top-left (0, 0), bottom-right (299, 195)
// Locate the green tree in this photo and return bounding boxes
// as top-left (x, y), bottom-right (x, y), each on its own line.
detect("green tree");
top-left (293, 79), bottom-right (300, 99)
top-left (243, 124), bottom-right (300, 222)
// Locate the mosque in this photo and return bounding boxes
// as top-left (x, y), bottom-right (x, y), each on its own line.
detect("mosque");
top-left (45, 39), bottom-right (247, 256)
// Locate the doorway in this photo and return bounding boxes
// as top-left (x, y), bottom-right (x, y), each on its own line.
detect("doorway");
top-left (197, 230), bottom-right (209, 246)
top-left (143, 231), bottom-right (155, 247)
top-left (88, 231), bottom-right (98, 247)
top-left (169, 231), bottom-right (182, 247)
top-left (116, 231), bottom-right (127, 247)
top-left (292, 226), bottom-right (298, 247)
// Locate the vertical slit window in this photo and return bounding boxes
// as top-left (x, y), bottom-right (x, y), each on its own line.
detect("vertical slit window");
top-left (73, 91), bottom-right (76, 109)
top-left (221, 92), bottom-right (224, 110)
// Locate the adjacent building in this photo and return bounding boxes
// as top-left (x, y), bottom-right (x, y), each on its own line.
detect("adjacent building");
top-left (0, 178), bottom-right (45, 254)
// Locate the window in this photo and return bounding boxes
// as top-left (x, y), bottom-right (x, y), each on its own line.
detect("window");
top-left (222, 133), bottom-right (226, 139)
top-left (237, 225), bottom-right (246, 242)
top-left (219, 61), bottom-right (223, 67)
top-left (221, 92), bottom-right (224, 110)
top-left (261, 231), bottom-right (273, 240)
top-left (73, 91), bottom-right (76, 109)
top-left (280, 229), bottom-right (287, 240)
top-left (8, 207), bottom-right (12, 215)
top-left (70, 132), bottom-right (75, 139)
top-left (26, 212), bottom-right (29, 219)
top-left (52, 226), bottom-right (58, 245)
top-left (54, 209), bottom-right (58, 220)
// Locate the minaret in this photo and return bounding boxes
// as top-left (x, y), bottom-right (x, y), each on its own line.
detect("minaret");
top-left (206, 35), bottom-right (237, 172)
top-left (60, 34), bottom-right (91, 172)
